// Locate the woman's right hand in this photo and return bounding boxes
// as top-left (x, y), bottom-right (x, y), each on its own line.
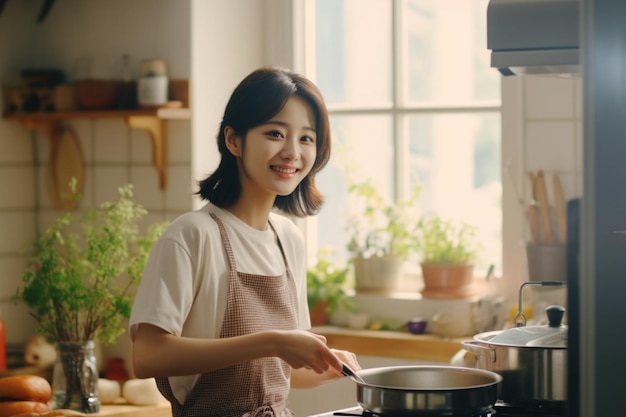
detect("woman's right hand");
top-left (274, 330), bottom-right (342, 374)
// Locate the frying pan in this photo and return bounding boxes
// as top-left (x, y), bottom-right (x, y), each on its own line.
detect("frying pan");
top-left (347, 365), bottom-right (501, 416)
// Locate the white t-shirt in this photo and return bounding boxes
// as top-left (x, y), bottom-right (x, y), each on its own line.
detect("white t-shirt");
top-left (129, 202), bottom-right (311, 404)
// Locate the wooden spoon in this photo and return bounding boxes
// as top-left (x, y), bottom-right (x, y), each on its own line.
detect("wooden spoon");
top-left (535, 170), bottom-right (555, 243)
top-left (527, 204), bottom-right (540, 244)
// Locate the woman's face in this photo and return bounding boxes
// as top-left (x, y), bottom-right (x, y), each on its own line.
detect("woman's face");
top-left (229, 95), bottom-right (318, 200)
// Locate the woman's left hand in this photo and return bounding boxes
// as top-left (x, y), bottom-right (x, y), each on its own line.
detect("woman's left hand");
top-left (290, 348), bottom-right (361, 388)
top-left (331, 348), bottom-right (361, 377)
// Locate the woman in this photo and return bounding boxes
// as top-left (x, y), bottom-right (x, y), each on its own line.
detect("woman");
top-left (129, 66), bottom-right (360, 417)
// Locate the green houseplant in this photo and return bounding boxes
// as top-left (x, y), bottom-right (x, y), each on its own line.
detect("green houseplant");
top-left (307, 246), bottom-right (352, 326)
top-left (417, 215), bottom-right (481, 299)
top-left (345, 180), bottom-right (421, 293)
top-left (15, 180), bottom-right (165, 412)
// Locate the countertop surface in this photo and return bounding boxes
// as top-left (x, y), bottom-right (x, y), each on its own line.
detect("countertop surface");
top-left (96, 403), bottom-right (170, 417)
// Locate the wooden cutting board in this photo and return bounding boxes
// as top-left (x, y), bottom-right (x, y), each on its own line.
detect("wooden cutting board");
top-left (46, 125), bottom-right (85, 211)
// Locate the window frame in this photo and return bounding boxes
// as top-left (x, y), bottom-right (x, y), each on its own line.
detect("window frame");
top-left (301, 0), bottom-right (502, 280)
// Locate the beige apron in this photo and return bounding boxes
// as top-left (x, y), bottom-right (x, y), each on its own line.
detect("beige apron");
top-left (157, 213), bottom-right (298, 417)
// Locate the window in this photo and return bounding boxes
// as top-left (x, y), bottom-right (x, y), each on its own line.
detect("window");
top-left (307, 0), bottom-right (502, 286)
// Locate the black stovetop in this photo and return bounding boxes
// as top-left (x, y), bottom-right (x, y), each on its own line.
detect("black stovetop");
top-left (311, 401), bottom-right (567, 417)
top-left (317, 407), bottom-right (494, 417)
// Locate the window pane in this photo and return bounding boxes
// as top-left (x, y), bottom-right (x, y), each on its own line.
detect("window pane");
top-left (407, 112), bottom-right (502, 270)
top-left (402, 0), bottom-right (500, 105)
top-left (310, 0), bottom-right (502, 282)
top-left (317, 115), bottom-right (394, 264)
top-left (315, 0), bottom-right (392, 108)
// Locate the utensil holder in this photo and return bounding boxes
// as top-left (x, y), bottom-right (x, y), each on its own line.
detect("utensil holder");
top-left (525, 243), bottom-right (566, 282)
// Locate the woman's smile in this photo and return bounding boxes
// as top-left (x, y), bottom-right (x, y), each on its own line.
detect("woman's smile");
top-left (271, 164), bottom-right (299, 177)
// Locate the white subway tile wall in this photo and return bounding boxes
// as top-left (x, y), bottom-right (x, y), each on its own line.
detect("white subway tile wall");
top-left (0, 167), bottom-right (35, 208)
top-left (501, 75), bottom-right (583, 305)
top-left (168, 121), bottom-right (193, 164)
top-left (524, 77), bottom-right (583, 204)
top-left (524, 77), bottom-right (577, 118)
top-left (526, 121), bottom-right (577, 170)
top-left (129, 127), bottom-right (154, 164)
top-left (93, 120), bottom-right (130, 163)
top-left (0, 125), bottom-right (31, 163)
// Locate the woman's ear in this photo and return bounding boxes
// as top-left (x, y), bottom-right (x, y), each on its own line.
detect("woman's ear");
top-left (224, 127), bottom-right (242, 157)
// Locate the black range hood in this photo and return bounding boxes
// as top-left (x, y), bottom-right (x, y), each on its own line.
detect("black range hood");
top-left (487, 0), bottom-right (580, 76)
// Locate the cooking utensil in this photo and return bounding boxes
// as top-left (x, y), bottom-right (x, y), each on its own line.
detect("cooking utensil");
top-left (553, 174), bottom-right (567, 243)
top-left (527, 171), bottom-right (536, 199)
top-left (527, 204), bottom-right (540, 243)
top-left (348, 365), bottom-right (501, 415)
top-left (535, 170), bottom-right (555, 243)
top-left (462, 281), bottom-right (568, 405)
top-left (527, 171), bottom-right (540, 243)
top-left (341, 364), bottom-right (365, 384)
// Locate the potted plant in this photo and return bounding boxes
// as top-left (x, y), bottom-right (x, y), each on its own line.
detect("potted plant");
top-left (14, 180), bottom-right (165, 413)
top-left (307, 246), bottom-right (352, 326)
top-left (345, 180), bottom-right (421, 293)
top-left (417, 215), bottom-right (481, 299)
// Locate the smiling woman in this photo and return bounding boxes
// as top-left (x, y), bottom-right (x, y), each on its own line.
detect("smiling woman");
top-left (128, 66), bottom-right (361, 417)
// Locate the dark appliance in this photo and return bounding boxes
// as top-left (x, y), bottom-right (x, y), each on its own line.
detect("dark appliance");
top-left (565, 198), bottom-right (580, 417)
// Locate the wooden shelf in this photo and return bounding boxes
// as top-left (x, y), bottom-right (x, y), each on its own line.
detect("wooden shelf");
top-left (3, 108), bottom-right (191, 190)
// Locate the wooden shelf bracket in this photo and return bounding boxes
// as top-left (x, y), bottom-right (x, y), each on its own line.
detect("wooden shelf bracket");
top-left (4, 108), bottom-right (190, 191)
top-left (18, 118), bottom-right (60, 138)
top-left (126, 115), bottom-right (168, 189)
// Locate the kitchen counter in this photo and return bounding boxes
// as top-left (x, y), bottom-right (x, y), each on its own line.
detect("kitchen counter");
top-left (96, 403), bottom-right (171, 417)
top-left (312, 326), bottom-right (466, 363)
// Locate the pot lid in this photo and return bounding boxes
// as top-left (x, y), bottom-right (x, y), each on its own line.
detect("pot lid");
top-left (485, 305), bottom-right (567, 348)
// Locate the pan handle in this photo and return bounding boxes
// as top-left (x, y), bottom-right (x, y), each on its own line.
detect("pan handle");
top-left (461, 341), bottom-right (496, 363)
top-left (342, 364), bottom-right (366, 384)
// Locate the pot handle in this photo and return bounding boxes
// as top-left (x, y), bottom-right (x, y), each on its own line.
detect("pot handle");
top-left (461, 341), bottom-right (496, 363)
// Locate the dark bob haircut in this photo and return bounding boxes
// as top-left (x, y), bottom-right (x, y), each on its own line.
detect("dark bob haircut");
top-left (197, 66), bottom-right (331, 217)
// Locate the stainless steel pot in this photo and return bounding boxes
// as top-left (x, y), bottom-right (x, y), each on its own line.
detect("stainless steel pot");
top-left (349, 365), bottom-right (502, 415)
top-left (462, 302), bottom-right (568, 405)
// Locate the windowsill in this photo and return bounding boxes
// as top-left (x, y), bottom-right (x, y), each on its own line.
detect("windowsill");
top-left (318, 284), bottom-right (568, 364)
top-left (312, 325), bottom-right (466, 363)
top-left (332, 291), bottom-right (507, 332)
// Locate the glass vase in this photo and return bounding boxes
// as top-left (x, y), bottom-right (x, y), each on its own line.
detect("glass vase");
top-left (52, 341), bottom-right (100, 413)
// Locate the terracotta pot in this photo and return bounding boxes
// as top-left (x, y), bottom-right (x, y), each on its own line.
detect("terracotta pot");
top-left (420, 263), bottom-right (476, 299)
top-left (309, 300), bottom-right (329, 326)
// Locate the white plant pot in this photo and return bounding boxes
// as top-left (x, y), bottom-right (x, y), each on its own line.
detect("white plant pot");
top-left (353, 256), bottom-right (405, 294)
